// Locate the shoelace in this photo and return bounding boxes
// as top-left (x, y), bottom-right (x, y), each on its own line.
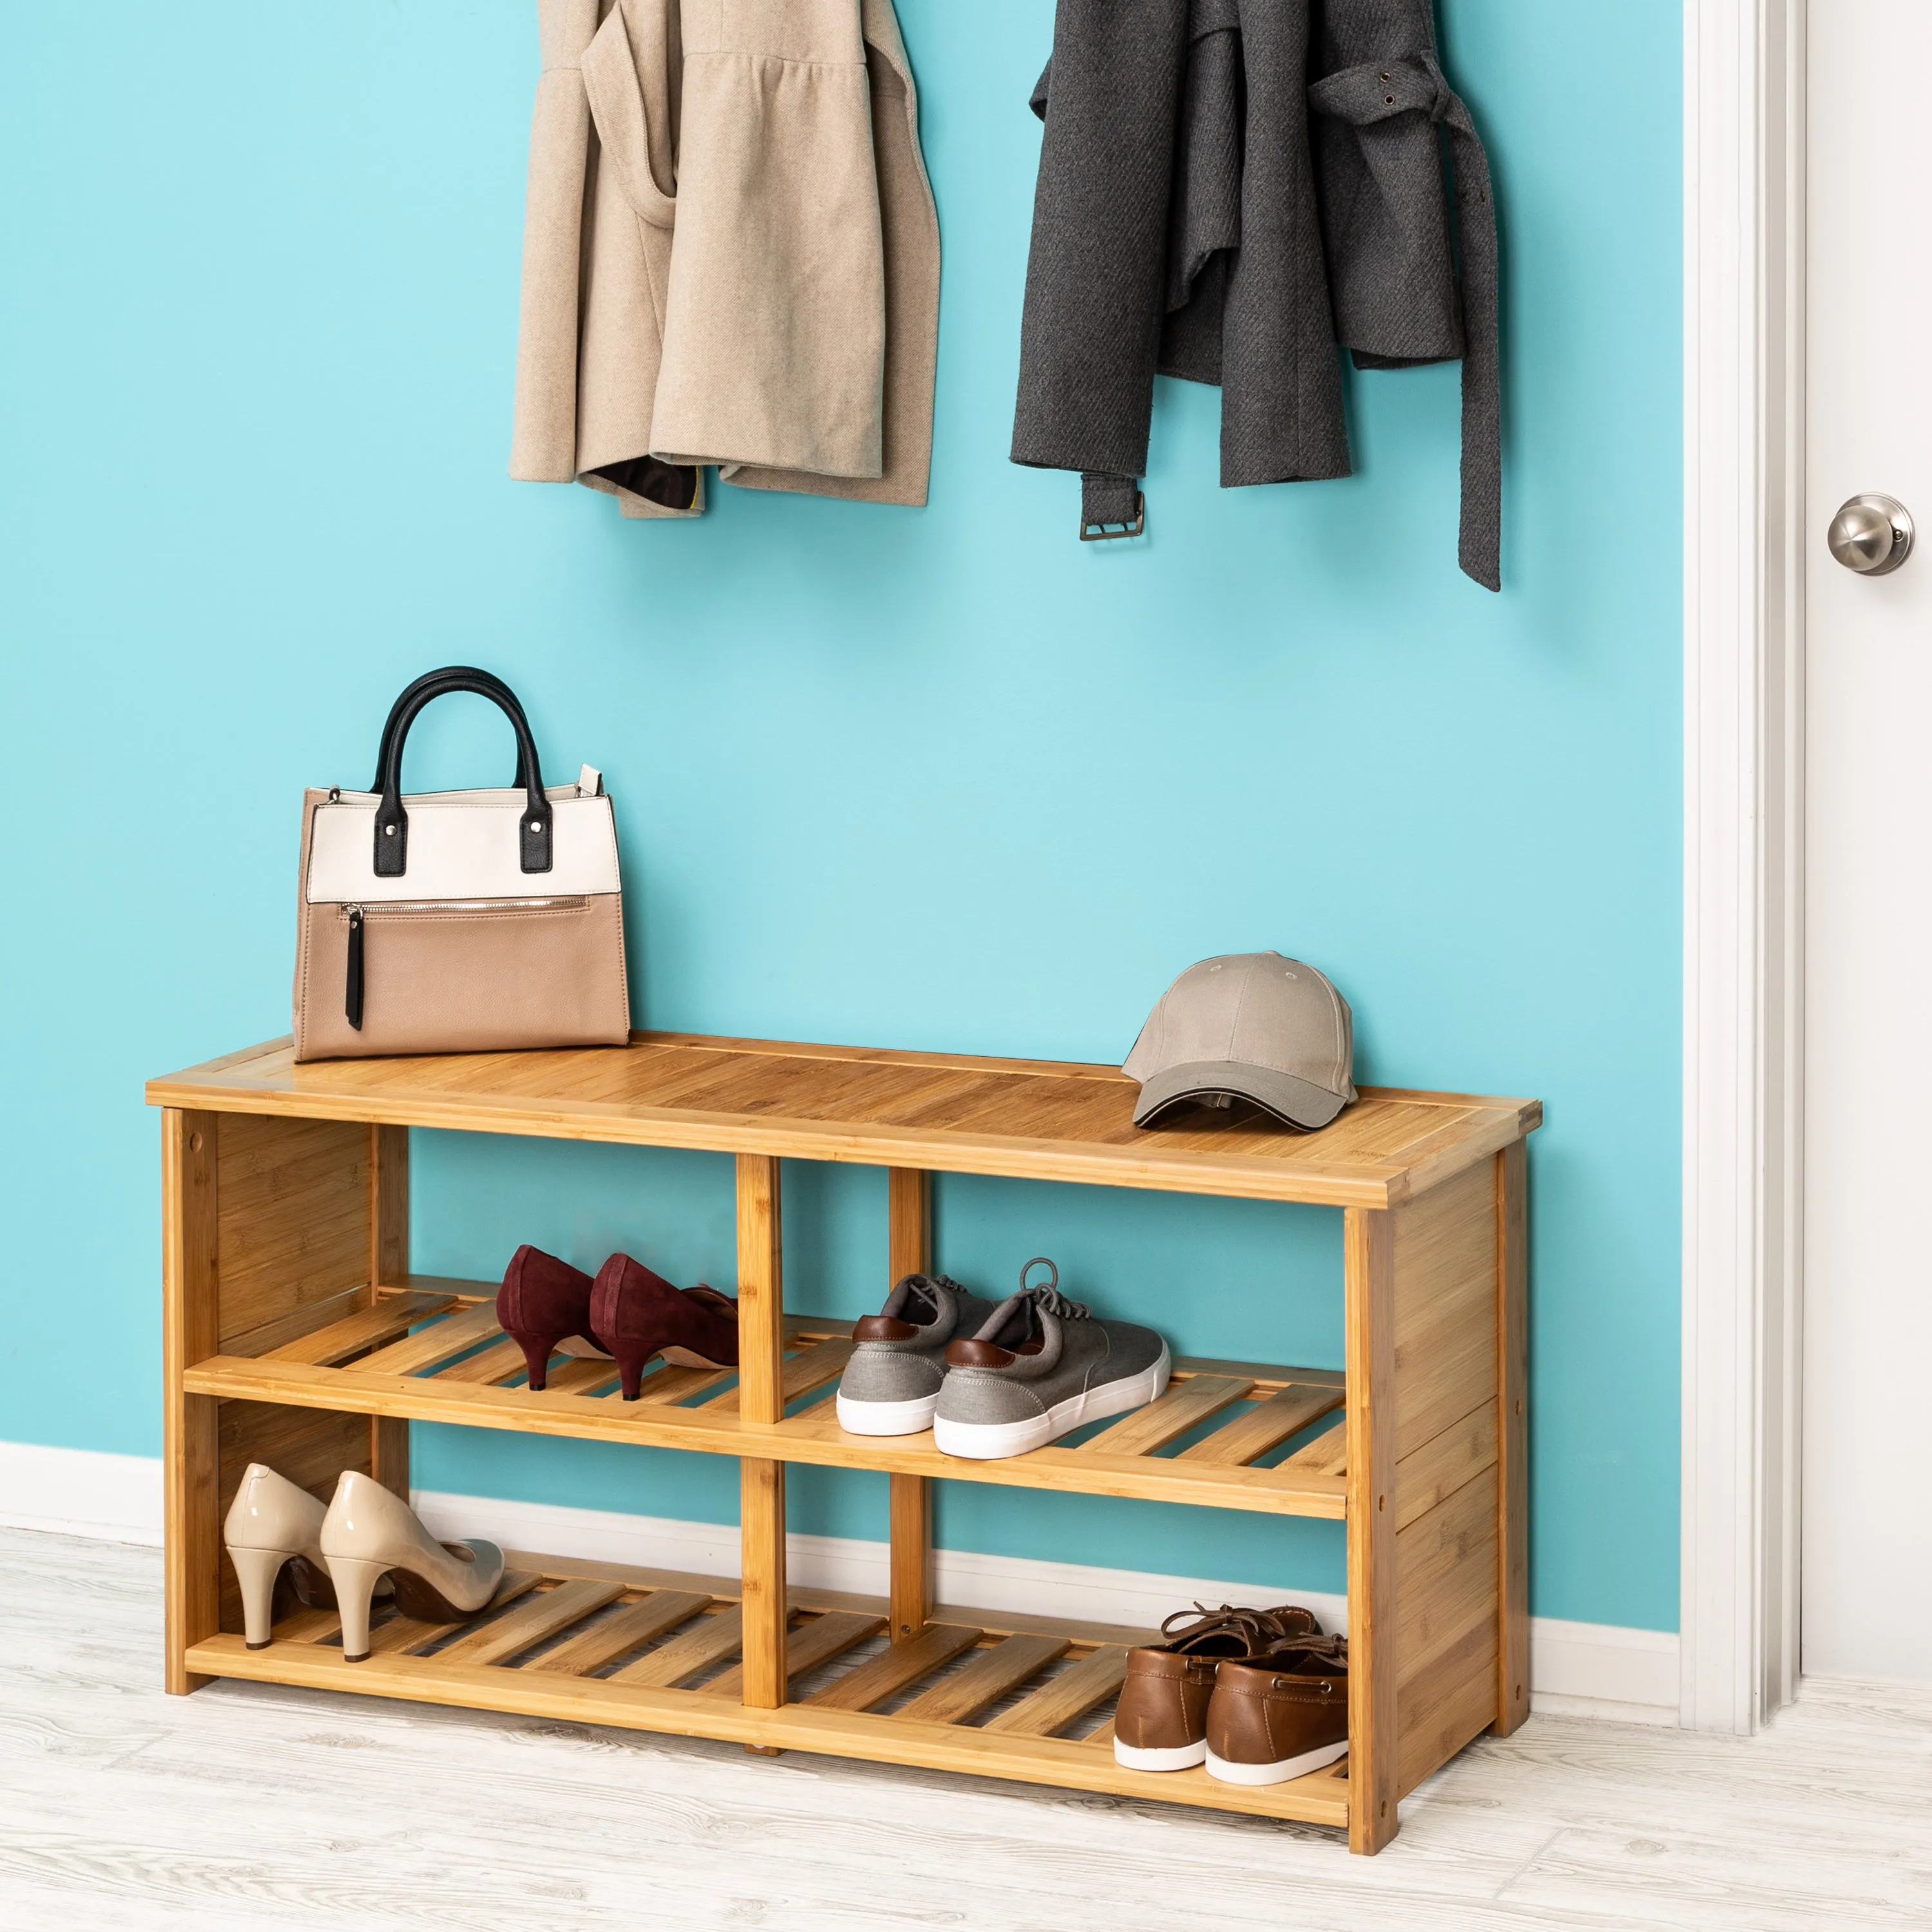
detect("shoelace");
top-left (1159, 1602), bottom-right (1296, 1652)
top-left (1259, 1633), bottom-right (1349, 1672)
top-left (1024, 1283), bottom-right (1091, 1323)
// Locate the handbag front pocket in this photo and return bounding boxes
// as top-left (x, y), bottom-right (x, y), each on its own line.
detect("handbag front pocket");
top-left (299, 893), bottom-right (626, 1061)
top-left (341, 898), bottom-right (591, 1030)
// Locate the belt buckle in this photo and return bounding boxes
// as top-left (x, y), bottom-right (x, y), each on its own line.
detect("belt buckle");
top-left (1079, 491), bottom-right (1146, 542)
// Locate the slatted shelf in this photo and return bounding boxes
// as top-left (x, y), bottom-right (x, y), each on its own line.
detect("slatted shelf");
top-left (180, 1283), bottom-right (1350, 1519)
top-left (184, 1550), bottom-right (1350, 1829)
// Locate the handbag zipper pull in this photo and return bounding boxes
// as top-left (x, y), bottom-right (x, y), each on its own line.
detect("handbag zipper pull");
top-left (345, 905), bottom-right (365, 1030)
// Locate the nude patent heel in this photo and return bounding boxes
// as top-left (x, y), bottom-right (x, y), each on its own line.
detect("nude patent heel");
top-left (319, 1471), bottom-right (505, 1663)
top-left (327, 1557), bottom-right (391, 1664)
top-left (223, 1461), bottom-right (334, 1649)
top-left (227, 1544), bottom-right (298, 1649)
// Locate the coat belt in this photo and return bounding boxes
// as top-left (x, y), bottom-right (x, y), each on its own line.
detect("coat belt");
top-left (1308, 55), bottom-right (1501, 591)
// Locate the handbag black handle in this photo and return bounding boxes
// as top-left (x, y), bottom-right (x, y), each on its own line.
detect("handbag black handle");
top-left (370, 667), bottom-right (533, 794)
top-left (372, 669), bottom-right (552, 878)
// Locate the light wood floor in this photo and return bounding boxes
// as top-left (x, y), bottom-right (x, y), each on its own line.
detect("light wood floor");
top-left (3, 1528), bottom-right (1929, 1931)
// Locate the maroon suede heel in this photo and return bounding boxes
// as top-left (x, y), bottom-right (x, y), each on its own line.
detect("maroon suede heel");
top-left (589, 1254), bottom-right (739, 1401)
top-left (495, 1244), bottom-right (600, 1392)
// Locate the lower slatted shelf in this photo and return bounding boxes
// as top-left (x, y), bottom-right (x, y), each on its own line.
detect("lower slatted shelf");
top-left (188, 1549), bottom-right (1350, 1830)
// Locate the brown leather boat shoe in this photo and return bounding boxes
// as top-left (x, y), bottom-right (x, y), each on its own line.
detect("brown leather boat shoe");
top-left (1113, 1603), bottom-right (1322, 1772)
top-left (1204, 1634), bottom-right (1349, 1785)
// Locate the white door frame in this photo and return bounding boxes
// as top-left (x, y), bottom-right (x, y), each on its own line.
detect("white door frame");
top-left (1681, 0), bottom-right (1806, 1732)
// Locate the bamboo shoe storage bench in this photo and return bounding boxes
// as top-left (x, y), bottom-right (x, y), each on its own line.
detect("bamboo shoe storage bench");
top-left (149, 1031), bottom-right (1536, 1855)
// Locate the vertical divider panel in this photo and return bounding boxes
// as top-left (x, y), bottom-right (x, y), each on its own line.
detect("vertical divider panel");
top-left (370, 1124), bottom-right (411, 1497)
top-left (887, 1167), bottom-right (934, 1639)
top-left (1493, 1141), bottom-right (1530, 1734)
top-left (162, 1109), bottom-right (221, 1695)
top-left (1344, 1205), bottom-right (1398, 1854)
top-left (736, 1154), bottom-right (788, 1717)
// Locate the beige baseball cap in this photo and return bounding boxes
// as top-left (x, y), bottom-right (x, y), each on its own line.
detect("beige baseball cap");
top-left (1122, 952), bottom-right (1358, 1130)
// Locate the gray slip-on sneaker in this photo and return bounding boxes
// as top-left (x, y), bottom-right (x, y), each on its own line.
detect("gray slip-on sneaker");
top-left (932, 1260), bottom-right (1170, 1461)
top-left (835, 1273), bottom-right (1001, 1437)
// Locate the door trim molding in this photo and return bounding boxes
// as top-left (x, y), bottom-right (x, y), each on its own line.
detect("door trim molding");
top-left (1681, 0), bottom-right (1806, 1732)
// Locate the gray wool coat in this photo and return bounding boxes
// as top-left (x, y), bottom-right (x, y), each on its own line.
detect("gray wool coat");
top-left (1011, 0), bottom-right (1499, 589)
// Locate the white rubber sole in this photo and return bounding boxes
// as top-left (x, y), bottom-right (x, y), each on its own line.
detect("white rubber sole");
top-left (1204, 1736), bottom-right (1349, 1786)
top-left (931, 1344), bottom-right (1173, 1461)
top-left (1113, 1736), bottom-right (1208, 1772)
top-left (835, 1390), bottom-right (940, 1437)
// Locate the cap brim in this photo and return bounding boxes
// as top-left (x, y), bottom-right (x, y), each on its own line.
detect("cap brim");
top-left (1132, 1060), bottom-right (1350, 1132)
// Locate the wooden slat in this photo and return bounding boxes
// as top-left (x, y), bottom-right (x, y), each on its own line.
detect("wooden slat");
top-left (1394, 1472), bottom-right (1499, 1700)
top-left (221, 1283), bottom-right (368, 1363)
top-left (1169, 1355), bottom-right (1343, 1390)
top-left (1086, 1717), bottom-right (1117, 1748)
top-left (523, 1591), bottom-right (713, 1676)
top-left (435, 1579), bottom-right (625, 1667)
top-left (258, 1292), bottom-right (455, 1367)
top-left (375, 1273), bottom-right (494, 1304)
top-left (1282, 1417), bottom-right (1348, 1477)
top-left (542, 1356), bottom-right (620, 1397)
top-left (357, 1303), bottom-right (502, 1377)
top-left (802, 1624), bottom-right (983, 1712)
top-left (213, 1114), bottom-right (371, 1347)
top-left (611, 1606), bottom-right (746, 1689)
top-left (1177, 1383), bottom-right (1344, 1466)
top-left (366, 1571), bottom-right (541, 1656)
top-left (701, 1337), bottom-right (854, 1414)
top-left (628, 1362), bottom-right (737, 1405)
top-left (896, 1633), bottom-right (1071, 1725)
top-left (1080, 1376), bottom-right (1253, 1455)
top-left (269, 1604), bottom-right (341, 1645)
top-left (704, 1610), bottom-right (886, 1701)
top-left (1391, 1159), bottom-right (1499, 1459)
top-left (983, 1645), bottom-right (1130, 1737)
top-left (1397, 1613), bottom-right (1497, 1796)
top-left (1396, 1401), bottom-right (1497, 1532)
top-left (431, 1338), bottom-right (531, 1387)
top-left (366, 1613), bottom-right (459, 1657)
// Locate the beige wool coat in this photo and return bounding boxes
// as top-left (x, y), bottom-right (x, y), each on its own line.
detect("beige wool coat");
top-left (510, 0), bottom-right (939, 518)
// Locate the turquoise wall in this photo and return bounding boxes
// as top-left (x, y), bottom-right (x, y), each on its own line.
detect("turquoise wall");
top-left (0, 2), bottom-right (1682, 1629)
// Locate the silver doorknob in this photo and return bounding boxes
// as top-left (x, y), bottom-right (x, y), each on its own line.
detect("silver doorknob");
top-left (1828, 493), bottom-right (1914, 574)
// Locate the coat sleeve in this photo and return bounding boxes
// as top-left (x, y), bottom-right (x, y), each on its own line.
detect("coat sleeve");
top-left (1009, 0), bottom-right (1193, 495)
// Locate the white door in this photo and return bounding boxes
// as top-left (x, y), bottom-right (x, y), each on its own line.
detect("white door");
top-left (1803, 0), bottom-right (1932, 1682)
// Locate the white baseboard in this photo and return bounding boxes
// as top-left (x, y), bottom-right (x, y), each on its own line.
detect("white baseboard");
top-left (1527, 1615), bottom-right (1681, 1724)
top-left (0, 1441), bottom-right (164, 1546)
top-left (0, 1443), bottom-right (1681, 1724)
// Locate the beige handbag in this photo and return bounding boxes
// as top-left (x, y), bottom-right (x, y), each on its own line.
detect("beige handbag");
top-left (292, 668), bottom-right (631, 1062)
